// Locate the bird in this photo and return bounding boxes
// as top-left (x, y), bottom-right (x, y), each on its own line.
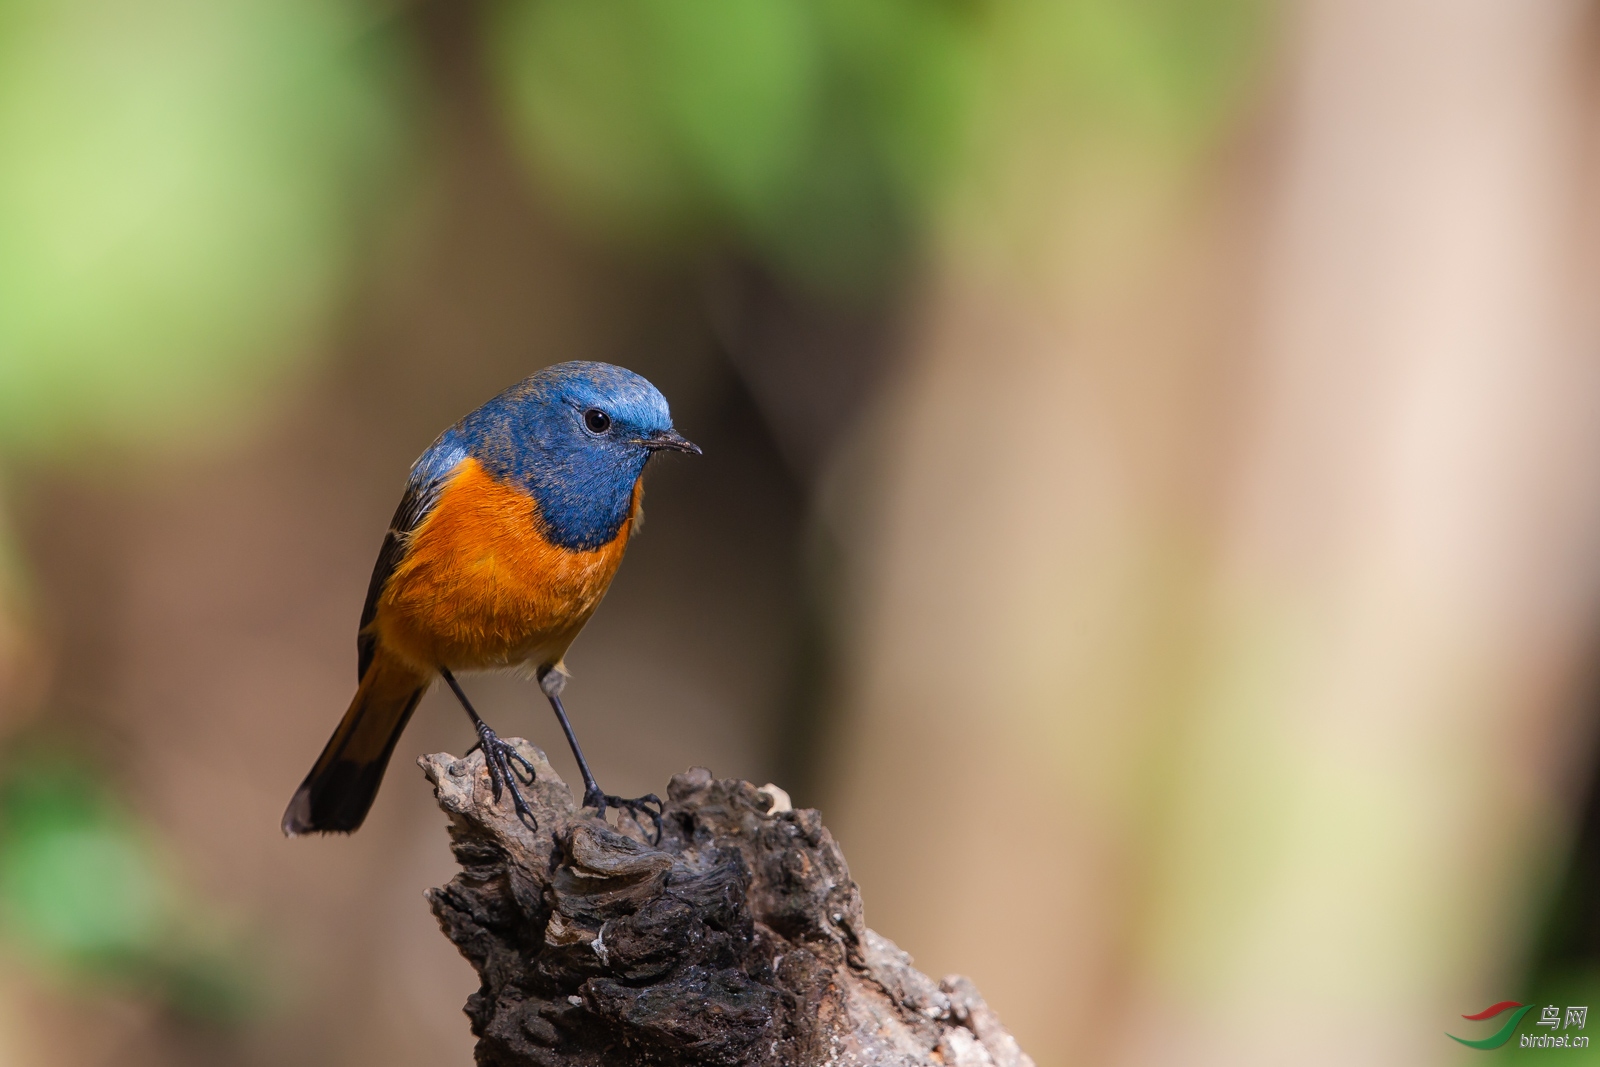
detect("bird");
top-left (281, 361), bottom-right (699, 838)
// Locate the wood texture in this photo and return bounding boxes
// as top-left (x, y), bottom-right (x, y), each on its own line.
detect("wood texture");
top-left (420, 742), bottom-right (1035, 1066)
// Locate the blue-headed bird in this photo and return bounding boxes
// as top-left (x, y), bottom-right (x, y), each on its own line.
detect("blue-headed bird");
top-left (281, 361), bottom-right (699, 838)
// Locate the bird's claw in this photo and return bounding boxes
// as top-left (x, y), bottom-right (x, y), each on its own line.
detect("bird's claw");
top-left (471, 722), bottom-right (538, 831)
top-left (582, 788), bottom-right (663, 845)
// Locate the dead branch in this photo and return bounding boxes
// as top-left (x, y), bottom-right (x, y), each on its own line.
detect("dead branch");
top-left (419, 741), bottom-right (1035, 1067)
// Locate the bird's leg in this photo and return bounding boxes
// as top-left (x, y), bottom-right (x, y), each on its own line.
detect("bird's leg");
top-left (440, 667), bottom-right (538, 830)
top-left (538, 667), bottom-right (662, 844)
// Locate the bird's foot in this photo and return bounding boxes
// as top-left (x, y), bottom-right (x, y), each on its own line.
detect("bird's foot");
top-left (467, 723), bottom-right (538, 831)
top-left (582, 787), bottom-right (663, 845)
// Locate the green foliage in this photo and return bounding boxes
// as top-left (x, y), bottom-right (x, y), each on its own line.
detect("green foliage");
top-left (487, 0), bottom-right (1268, 292)
top-left (488, 0), bottom-right (979, 293)
top-left (992, 0), bottom-right (1270, 146)
top-left (0, 0), bottom-right (1269, 447)
top-left (0, 748), bottom-right (259, 1023)
top-left (0, 0), bottom-right (413, 455)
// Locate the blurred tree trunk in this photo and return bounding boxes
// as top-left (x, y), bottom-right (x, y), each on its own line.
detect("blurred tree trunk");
top-left (1123, 3), bottom-right (1600, 1064)
top-left (825, 82), bottom-right (1262, 1067)
top-left (828, 2), bottom-right (1600, 1064)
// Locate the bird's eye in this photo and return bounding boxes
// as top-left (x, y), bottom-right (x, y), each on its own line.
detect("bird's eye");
top-left (583, 408), bottom-right (611, 434)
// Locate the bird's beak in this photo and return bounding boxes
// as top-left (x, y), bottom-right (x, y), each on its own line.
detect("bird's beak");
top-left (642, 428), bottom-right (702, 454)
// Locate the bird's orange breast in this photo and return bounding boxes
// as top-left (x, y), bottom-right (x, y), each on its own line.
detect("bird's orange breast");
top-left (371, 457), bottom-right (638, 672)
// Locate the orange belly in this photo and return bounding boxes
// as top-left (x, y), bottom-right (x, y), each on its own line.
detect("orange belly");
top-left (371, 457), bottom-right (638, 672)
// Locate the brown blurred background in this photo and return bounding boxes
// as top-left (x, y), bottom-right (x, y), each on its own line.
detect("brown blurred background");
top-left (4, 0), bottom-right (1600, 1065)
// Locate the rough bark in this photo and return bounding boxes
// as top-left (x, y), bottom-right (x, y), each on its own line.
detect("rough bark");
top-left (419, 741), bottom-right (1035, 1067)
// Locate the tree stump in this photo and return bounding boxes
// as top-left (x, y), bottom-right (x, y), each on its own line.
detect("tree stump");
top-left (420, 740), bottom-right (1035, 1067)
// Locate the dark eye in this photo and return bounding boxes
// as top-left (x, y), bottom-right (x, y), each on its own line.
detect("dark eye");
top-left (583, 408), bottom-right (611, 434)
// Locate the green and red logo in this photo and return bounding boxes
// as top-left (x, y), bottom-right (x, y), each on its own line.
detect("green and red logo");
top-left (1449, 1001), bottom-right (1535, 1050)
top-left (1449, 1002), bottom-right (1591, 1049)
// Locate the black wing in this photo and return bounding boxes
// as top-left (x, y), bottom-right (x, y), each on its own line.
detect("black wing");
top-left (356, 440), bottom-right (465, 679)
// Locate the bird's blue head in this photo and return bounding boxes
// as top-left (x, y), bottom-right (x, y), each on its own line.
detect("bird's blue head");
top-left (447, 361), bottom-right (699, 551)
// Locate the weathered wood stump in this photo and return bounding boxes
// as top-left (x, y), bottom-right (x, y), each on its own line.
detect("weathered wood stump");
top-left (420, 741), bottom-right (1034, 1067)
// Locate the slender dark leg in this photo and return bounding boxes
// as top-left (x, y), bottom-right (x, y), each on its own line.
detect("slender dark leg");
top-left (546, 686), bottom-right (603, 802)
top-left (441, 666), bottom-right (538, 830)
top-left (539, 667), bottom-right (662, 843)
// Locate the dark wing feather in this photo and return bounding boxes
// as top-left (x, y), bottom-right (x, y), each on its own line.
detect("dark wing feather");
top-left (356, 439), bottom-right (465, 679)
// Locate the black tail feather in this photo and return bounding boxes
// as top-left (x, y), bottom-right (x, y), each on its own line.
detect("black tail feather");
top-left (282, 655), bottom-right (428, 835)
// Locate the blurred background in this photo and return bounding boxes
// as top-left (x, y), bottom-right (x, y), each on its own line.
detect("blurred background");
top-left (2, 0), bottom-right (1600, 1064)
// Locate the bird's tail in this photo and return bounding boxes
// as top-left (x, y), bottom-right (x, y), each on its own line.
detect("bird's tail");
top-left (281, 649), bottom-right (431, 835)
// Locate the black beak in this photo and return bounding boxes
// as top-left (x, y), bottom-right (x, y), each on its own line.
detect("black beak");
top-left (642, 428), bottom-right (702, 455)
